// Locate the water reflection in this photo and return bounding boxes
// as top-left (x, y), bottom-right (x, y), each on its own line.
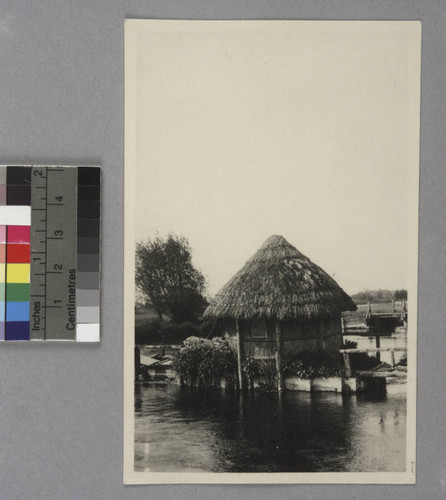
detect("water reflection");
top-left (135, 383), bottom-right (406, 473)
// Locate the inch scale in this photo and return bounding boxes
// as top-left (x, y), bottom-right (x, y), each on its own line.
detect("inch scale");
top-left (30, 166), bottom-right (77, 340)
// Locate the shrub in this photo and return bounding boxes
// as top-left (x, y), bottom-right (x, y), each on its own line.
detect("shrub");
top-left (397, 353), bottom-right (407, 366)
top-left (282, 349), bottom-right (346, 378)
top-left (135, 320), bottom-right (163, 345)
top-left (242, 357), bottom-right (261, 381)
top-left (172, 345), bottom-right (203, 385)
top-left (349, 353), bottom-right (380, 371)
top-left (297, 349), bottom-right (345, 375)
top-left (172, 341), bottom-right (237, 387)
top-left (243, 357), bottom-right (278, 391)
top-left (281, 358), bottom-right (316, 379)
top-left (340, 340), bottom-right (381, 371)
top-left (342, 339), bottom-right (358, 349)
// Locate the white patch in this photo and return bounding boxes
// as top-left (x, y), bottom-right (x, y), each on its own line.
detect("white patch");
top-left (0, 206), bottom-right (31, 225)
top-left (76, 323), bottom-right (100, 342)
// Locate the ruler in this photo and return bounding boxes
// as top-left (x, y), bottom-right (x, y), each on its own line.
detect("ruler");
top-left (0, 165), bottom-right (100, 342)
top-left (30, 166), bottom-right (77, 340)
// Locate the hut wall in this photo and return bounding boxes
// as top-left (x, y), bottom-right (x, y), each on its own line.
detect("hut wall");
top-left (282, 334), bottom-right (342, 357)
top-left (244, 339), bottom-right (276, 359)
top-left (242, 318), bottom-right (275, 359)
top-left (281, 315), bottom-right (341, 340)
top-left (281, 315), bottom-right (343, 356)
top-left (219, 315), bottom-right (343, 360)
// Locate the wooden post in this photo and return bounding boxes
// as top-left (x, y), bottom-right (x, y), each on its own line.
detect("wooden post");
top-left (343, 352), bottom-right (352, 377)
top-left (275, 322), bottom-right (284, 392)
top-left (390, 350), bottom-right (395, 369)
top-left (366, 302), bottom-right (372, 320)
top-left (235, 319), bottom-right (243, 391)
top-left (134, 346), bottom-right (140, 377)
top-left (375, 334), bottom-right (381, 362)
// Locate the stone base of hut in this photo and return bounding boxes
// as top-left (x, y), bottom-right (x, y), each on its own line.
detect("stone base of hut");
top-left (284, 377), bottom-right (312, 392)
top-left (311, 377), bottom-right (343, 392)
top-left (174, 374), bottom-right (385, 394)
top-left (250, 375), bottom-right (383, 394)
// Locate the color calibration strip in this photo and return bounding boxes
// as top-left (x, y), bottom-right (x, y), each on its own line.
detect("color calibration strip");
top-left (0, 166), bottom-right (100, 342)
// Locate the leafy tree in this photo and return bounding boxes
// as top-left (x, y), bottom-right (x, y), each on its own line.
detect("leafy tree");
top-left (393, 289), bottom-right (408, 300)
top-left (351, 289), bottom-right (408, 304)
top-left (351, 289), bottom-right (394, 304)
top-left (135, 234), bottom-right (207, 323)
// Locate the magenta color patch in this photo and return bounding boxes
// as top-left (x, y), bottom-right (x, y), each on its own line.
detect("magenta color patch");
top-left (0, 322), bottom-right (4, 341)
top-left (7, 226), bottom-right (30, 244)
top-left (0, 226), bottom-right (6, 244)
top-left (0, 185), bottom-right (6, 205)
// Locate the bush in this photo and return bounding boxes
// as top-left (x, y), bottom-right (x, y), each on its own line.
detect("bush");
top-left (342, 339), bottom-right (358, 349)
top-left (397, 353), bottom-right (407, 366)
top-left (243, 358), bottom-right (278, 391)
top-left (349, 353), bottom-right (380, 371)
top-left (282, 349), bottom-right (346, 378)
top-left (243, 350), bottom-right (347, 391)
top-left (172, 341), bottom-right (237, 387)
top-left (281, 358), bottom-right (315, 379)
top-left (340, 340), bottom-right (381, 371)
top-left (135, 320), bottom-right (163, 345)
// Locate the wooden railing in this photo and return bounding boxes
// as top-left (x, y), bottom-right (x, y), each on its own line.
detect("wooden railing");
top-left (339, 347), bottom-right (407, 377)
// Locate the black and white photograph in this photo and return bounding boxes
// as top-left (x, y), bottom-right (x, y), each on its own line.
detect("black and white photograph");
top-left (124, 20), bottom-right (420, 484)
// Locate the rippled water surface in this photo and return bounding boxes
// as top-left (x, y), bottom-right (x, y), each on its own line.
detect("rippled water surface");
top-left (135, 382), bottom-right (406, 473)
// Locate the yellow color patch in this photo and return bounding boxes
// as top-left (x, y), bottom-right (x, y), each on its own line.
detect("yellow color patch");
top-left (0, 263), bottom-right (5, 283)
top-left (7, 263), bottom-right (30, 283)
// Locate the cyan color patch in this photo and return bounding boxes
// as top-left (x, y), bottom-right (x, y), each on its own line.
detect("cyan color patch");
top-left (6, 301), bottom-right (30, 321)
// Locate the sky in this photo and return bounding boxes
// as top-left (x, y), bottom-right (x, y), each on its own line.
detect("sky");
top-left (129, 21), bottom-right (420, 297)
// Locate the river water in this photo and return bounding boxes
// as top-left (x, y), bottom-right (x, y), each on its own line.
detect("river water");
top-left (134, 381), bottom-right (406, 473)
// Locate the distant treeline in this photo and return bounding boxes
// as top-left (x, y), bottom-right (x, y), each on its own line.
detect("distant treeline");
top-left (351, 289), bottom-right (407, 304)
top-left (135, 319), bottom-right (215, 346)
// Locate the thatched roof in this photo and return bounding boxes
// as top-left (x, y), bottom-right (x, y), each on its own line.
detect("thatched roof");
top-left (203, 235), bottom-right (357, 321)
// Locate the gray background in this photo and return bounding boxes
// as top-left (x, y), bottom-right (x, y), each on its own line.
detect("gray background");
top-left (0, 1), bottom-right (444, 499)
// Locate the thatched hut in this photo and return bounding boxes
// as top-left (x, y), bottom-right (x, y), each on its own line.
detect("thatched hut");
top-left (203, 235), bottom-right (357, 390)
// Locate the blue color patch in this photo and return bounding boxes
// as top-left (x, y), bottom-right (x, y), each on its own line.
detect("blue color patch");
top-left (6, 301), bottom-right (30, 321)
top-left (5, 321), bottom-right (29, 340)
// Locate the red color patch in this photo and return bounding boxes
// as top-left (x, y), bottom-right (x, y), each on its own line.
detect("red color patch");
top-left (7, 244), bottom-right (30, 263)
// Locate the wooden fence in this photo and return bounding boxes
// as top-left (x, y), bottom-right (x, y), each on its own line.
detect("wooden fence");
top-left (339, 347), bottom-right (407, 377)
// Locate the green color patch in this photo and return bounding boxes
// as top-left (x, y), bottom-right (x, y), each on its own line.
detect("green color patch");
top-left (0, 283), bottom-right (4, 301)
top-left (6, 283), bottom-right (30, 301)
